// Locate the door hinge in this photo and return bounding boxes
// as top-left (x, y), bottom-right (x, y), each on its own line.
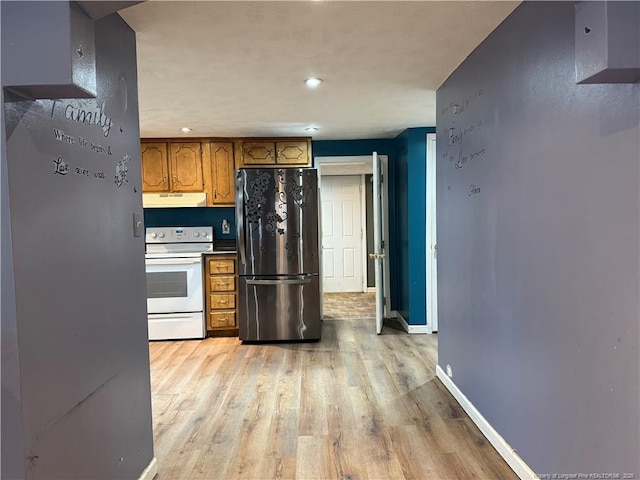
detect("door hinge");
top-left (381, 240), bottom-right (385, 249)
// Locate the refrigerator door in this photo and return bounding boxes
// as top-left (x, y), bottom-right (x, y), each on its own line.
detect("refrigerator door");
top-left (238, 274), bottom-right (321, 341)
top-left (236, 168), bottom-right (319, 276)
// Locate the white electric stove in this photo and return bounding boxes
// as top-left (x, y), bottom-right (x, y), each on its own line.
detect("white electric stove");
top-left (145, 226), bottom-right (213, 340)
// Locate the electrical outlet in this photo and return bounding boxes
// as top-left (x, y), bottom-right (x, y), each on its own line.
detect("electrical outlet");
top-left (221, 219), bottom-right (230, 235)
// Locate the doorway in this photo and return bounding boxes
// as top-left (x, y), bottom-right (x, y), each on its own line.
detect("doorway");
top-left (320, 175), bottom-right (364, 293)
top-left (316, 155), bottom-right (392, 322)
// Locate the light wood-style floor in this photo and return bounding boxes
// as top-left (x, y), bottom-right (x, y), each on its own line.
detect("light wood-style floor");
top-left (149, 318), bottom-right (517, 479)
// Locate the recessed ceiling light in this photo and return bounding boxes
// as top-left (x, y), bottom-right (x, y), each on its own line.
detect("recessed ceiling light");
top-left (180, 127), bottom-right (192, 133)
top-left (304, 77), bottom-right (323, 88)
top-left (305, 127), bottom-right (318, 132)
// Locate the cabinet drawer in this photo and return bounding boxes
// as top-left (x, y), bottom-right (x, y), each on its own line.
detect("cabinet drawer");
top-left (208, 258), bottom-right (235, 274)
top-left (210, 293), bottom-right (235, 309)
top-left (209, 311), bottom-right (236, 328)
top-left (210, 275), bottom-right (235, 292)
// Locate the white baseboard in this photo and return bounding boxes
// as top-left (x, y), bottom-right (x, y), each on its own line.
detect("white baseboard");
top-left (435, 365), bottom-right (538, 480)
top-left (367, 287), bottom-right (376, 293)
top-left (138, 457), bottom-right (158, 480)
top-left (396, 312), bottom-right (430, 334)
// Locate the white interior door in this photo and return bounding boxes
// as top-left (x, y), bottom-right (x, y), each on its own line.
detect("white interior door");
top-left (372, 152), bottom-right (384, 334)
top-left (321, 175), bottom-right (363, 293)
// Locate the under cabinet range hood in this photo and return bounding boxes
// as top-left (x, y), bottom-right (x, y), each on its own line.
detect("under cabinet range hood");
top-left (142, 192), bottom-right (207, 208)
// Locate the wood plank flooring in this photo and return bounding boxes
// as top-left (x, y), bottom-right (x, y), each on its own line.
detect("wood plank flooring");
top-left (148, 319), bottom-right (517, 479)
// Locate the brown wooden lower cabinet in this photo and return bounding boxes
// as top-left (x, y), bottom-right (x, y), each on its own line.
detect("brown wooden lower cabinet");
top-left (205, 254), bottom-right (238, 336)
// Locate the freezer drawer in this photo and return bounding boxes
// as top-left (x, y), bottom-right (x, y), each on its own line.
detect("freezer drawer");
top-left (238, 274), bottom-right (321, 341)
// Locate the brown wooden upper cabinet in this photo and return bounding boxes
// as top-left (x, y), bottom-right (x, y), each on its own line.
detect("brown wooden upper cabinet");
top-left (169, 142), bottom-right (204, 192)
top-left (141, 141), bottom-right (204, 193)
top-left (236, 138), bottom-right (311, 168)
top-left (141, 142), bottom-right (169, 192)
top-left (209, 142), bottom-right (235, 206)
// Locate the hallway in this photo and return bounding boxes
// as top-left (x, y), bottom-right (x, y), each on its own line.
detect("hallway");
top-left (148, 317), bottom-right (516, 479)
top-left (322, 292), bottom-right (376, 319)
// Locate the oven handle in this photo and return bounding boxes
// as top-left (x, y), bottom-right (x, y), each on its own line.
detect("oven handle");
top-left (145, 258), bottom-right (202, 266)
top-left (246, 276), bottom-right (312, 286)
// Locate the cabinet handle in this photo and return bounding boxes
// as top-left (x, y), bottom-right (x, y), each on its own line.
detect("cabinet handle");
top-left (217, 282), bottom-right (230, 286)
top-left (213, 188), bottom-right (217, 198)
top-left (163, 177), bottom-right (168, 184)
top-left (219, 300), bottom-right (229, 304)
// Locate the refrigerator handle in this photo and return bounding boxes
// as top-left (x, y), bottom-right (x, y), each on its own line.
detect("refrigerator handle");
top-left (246, 276), bottom-right (312, 286)
top-left (236, 171), bottom-right (247, 268)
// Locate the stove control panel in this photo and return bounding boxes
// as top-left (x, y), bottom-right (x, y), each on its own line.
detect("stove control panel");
top-left (145, 226), bottom-right (214, 244)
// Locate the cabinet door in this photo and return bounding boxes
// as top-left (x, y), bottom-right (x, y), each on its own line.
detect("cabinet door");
top-left (210, 142), bottom-right (235, 206)
top-left (141, 142), bottom-right (169, 192)
top-left (276, 140), bottom-right (309, 165)
top-left (242, 141), bottom-right (276, 165)
top-left (170, 142), bottom-right (204, 192)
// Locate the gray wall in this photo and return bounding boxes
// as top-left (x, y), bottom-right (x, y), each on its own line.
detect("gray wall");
top-left (1, 85), bottom-right (27, 480)
top-left (1, 8), bottom-right (154, 479)
top-left (437, 1), bottom-right (639, 477)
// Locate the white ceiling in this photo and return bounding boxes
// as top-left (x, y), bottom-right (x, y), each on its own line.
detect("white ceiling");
top-left (120, 1), bottom-right (518, 140)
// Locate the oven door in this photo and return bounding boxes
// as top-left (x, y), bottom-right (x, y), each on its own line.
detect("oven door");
top-left (145, 256), bottom-right (203, 314)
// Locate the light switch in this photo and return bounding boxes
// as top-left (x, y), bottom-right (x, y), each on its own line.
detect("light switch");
top-left (133, 213), bottom-right (142, 237)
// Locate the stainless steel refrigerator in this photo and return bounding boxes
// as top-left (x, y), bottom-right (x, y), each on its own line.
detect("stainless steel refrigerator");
top-left (235, 168), bottom-right (321, 341)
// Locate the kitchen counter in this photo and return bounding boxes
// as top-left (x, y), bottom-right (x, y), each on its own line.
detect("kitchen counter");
top-left (213, 239), bottom-right (237, 252)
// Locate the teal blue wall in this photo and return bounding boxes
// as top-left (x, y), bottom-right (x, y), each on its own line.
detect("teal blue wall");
top-left (393, 127), bottom-right (435, 325)
top-left (312, 139), bottom-right (400, 308)
top-left (395, 133), bottom-right (410, 320)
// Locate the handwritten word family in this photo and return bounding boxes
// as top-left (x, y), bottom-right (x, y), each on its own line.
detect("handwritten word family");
top-left (448, 119), bottom-right (484, 147)
top-left (53, 128), bottom-right (112, 155)
top-left (50, 100), bottom-right (113, 137)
